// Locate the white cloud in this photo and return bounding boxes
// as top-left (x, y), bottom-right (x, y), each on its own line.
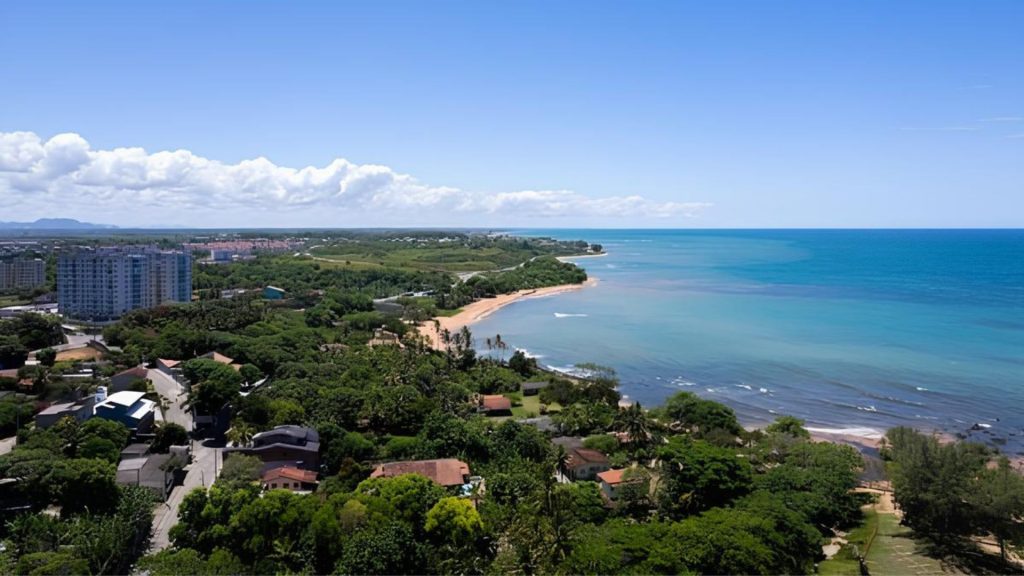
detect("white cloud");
top-left (0, 131), bottom-right (710, 224)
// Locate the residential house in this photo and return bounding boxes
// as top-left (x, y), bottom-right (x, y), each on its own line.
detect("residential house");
top-left (224, 425), bottom-right (320, 471)
top-left (198, 351), bottom-right (243, 371)
top-left (93, 390), bottom-right (157, 433)
top-left (262, 466), bottom-right (319, 492)
top-left (563, 447), bottom-right (611, 481)
top-left (370, 458), bottom-right (471, 488)
top-left (521, 381), bottom-right (550, 396)
top-left (116, 445), bottom-right (188, 501)
top-left (479, 395), bottom-right (512, 416)
top-left (597, 468), bottom-right (632, 501)
top-left (35, 394), bottom-right (96, 428)
top-left (155, 358), bottom-right (181, 376)
top-left (110, 366), bottom-right (149, 392)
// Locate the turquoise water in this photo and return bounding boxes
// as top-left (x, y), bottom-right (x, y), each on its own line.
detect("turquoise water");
top-left (471, 230), bottom-right (1024, 452)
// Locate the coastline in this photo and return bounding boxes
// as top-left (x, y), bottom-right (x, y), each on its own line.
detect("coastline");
top-left (418, 278), bottom-right (598, 351)
top-left (557, 252), bottom-right (608, 262)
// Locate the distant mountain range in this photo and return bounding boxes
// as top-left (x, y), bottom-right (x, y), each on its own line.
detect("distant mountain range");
top-left (0, 218), bottom-right (118, 230)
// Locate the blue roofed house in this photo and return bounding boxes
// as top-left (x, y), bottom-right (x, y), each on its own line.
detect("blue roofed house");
top-left (93, 389), bottom-right (157, 434)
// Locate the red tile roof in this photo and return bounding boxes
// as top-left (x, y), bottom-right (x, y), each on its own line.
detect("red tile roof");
top-left (201, 352), bottom-right (235, 365)
top-left (158, 359), bottom-right (180, 368)
top-left (370, 458), bottom-right (470, 487)
top-left (262, 466), bottom-right (318, 484)
top-left (481, 395), bottom-right (512, 412)
top-left (597, 468), bottom-right (628, 485)
top-left (115, 366), bottom-right (149, 379)
top-left (566, 447), bottom-right (609, 469)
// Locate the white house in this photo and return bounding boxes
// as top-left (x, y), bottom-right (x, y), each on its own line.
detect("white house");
top-left (93, 389), bottom-right (157, 433)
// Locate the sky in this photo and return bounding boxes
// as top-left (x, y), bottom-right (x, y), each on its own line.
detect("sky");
top-left (1, 0), bottom-right (1022, 228)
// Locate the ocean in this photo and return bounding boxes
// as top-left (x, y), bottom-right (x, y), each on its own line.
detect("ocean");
top-left (470, 229), bottom-right (1024, 452)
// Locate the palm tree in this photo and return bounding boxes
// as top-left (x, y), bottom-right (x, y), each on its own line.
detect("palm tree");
top-left (226, 421), bottom-right (254, 447)
top-left (616, 402), bottom-right (651, 449)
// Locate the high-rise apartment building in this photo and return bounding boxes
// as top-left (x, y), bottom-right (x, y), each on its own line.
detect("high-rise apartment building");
top-left (0, 258), bottom-right (46, 291)
top-left (57, 247), bottom-right (192, 321)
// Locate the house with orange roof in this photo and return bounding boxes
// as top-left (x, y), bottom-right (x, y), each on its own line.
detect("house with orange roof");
top-left (370, 458), bottom-right (471, 488)
top-left (597, 468), bottom-right (633, 500)
top-left (262, 466), bottom-right (319, 492)
top-left (479, 394), bottom-right (512, 416)
top-left (198, 351), bottom-right (243, 371)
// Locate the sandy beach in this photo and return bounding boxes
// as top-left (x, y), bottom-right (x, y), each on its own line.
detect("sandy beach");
top-left (418, 278), bottom-right (598, 350)
top-left (557, 252), bottom-right (608, 262)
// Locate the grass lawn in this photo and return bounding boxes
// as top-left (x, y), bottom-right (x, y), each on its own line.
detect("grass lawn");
top-left (818, 510), bottom-right (878, 575)
top-left (507, 393), bottom-right (561, 418)
top-left (864, 513), bottom-right (953, 575)
top-left (0, 295), bottom-right (30, 307)
top-left (820, 509), bottom-right (961, 575)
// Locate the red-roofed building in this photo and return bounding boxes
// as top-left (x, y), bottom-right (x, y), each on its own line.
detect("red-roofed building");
top-left (597, 468), bottom-right (632, 500)
top-left (479, 395), bottom-right (512, 415)
top-left (370, 458), bottom-right (471, 487)
top-left (562, 447), bottom-right (611, 481)
top-left (156, 358), bottom-right (180, 376)
top-left (262, 466), bottom-right (319, 492)
top-left (110, 366), bottom-right (149, 392)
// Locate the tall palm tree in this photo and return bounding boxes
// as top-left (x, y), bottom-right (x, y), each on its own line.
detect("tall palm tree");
top-left (616, 403), bottom-right (651, 449)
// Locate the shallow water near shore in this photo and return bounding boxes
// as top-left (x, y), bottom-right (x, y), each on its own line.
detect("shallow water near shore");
top-left (471, 229), bottom-right (1024, 453)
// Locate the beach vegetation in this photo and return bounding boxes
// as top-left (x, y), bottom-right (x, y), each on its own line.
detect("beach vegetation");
top-left (885, 426), bottom-right (1024, 566)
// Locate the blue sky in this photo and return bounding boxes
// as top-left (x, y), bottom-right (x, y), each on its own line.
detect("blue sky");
top-left (1, 0), bottom-right (1022, 228)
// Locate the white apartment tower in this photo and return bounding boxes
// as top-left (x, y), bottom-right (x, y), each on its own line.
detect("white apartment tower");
top-left (57, 247), bottom-right (192, 321)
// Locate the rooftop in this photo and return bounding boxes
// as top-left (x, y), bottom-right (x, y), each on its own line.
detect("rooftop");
top-left (370, 458), bottom-right (470, 487)
top-left (114, 366), bottom-right (149, 379)
top-left (199, 351), bottom-right (235, 365)
top-left (103, 391), bottom-right (146, 407)
top-left (597, 468), bottom-right (629, 485)
top-left (253, 425), bottom-right (320, 445)
top-left (262, 466), bottom-right (318, 484)
top-left (566, 447), bottom-right (610, 468)
top-left (481, 395), bottom-right (512, 412)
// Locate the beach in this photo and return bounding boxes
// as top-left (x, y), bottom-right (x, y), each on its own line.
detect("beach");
top-left (418, 278), bottom-right (598, 350)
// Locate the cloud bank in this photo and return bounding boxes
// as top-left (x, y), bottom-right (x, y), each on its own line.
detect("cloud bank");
top-left (0, 131), bottom-right (709, 225)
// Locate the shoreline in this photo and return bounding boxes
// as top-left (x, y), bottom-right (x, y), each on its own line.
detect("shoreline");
top-left (418, 278), bottom-right (598, 351)
top-left (557, 252), bottom-right (608, 262)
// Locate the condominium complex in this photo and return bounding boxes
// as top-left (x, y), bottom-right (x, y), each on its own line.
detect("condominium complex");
top-left (0, 258), bottom-right (46, 291)
top-left (57, 247), bottom-right (192, 321)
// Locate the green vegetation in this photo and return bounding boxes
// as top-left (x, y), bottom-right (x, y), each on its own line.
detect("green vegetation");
top-left (884, 427), bottom-right (1024, 569)
top-left (0, 312), bottom-right (64, 369)
top-left (0, 418), bottom-right (155, 574)
top-left (307, 232), bottom-right (596, 273)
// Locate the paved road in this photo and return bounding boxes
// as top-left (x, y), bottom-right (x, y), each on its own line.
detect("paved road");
top-left (147, 368), bottom-right (222, 551)
top-left (150, 441), bottom-right (220, 550)
top-left (0, 436), bottom-right (16, 456)
top-left (148, 369), bottom-right (190, 429)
